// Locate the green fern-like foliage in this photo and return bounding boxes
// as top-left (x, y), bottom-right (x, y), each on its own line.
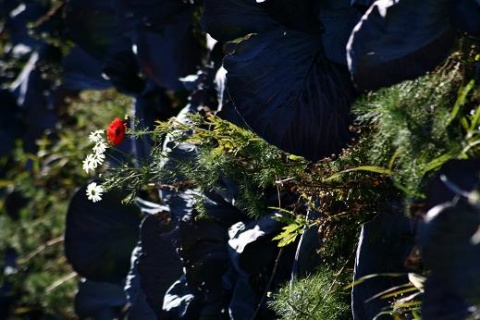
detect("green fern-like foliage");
top-left (352, 45), bottom-right (480, 199)
top-left (102, 113), bottom-right (309, 217)
top-left (162, 114), bottom-right (309, 217)
top-left (269, 267), bottom-right (351, 320)
top-left (98, 41), bottom-right (479, 320)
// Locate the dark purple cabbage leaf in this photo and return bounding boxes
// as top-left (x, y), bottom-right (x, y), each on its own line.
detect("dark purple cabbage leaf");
top-left (350, 0), bottom-right (376, 11)
top-left (223, 274), bottom-right (258, 320)
top-left (202, 189), bottom-right (249, 227)
top-left (64, 184), bottom-right (141, 283)
top-left (258, 0), bottom-right (361, 65)
top-left (418, 160), bottom-right (480, 318)
top-left (226, 212), bottom-right (298, 319)
top-left (476, 60), bottom-right (480, 83)
top-left (102, 48), bottom-right (146, 95)
top-left (424, 159), bottom-right (480, 211)
top-left (134, 82), bottom-right (178, 124)
top-left (290, 210), bottom-right (322, 278)
top-left (0, 89), bottom-right (22, 158)
top-left (110, 0), bottom-right (202, 91)
top-left (177, 64), bottom-right (220, 118)
top-left (65, 0), bottom-right (199, 94)
top-left (64, 0), bottom-right (127, 61)
top-left (112, 0), bottom-right (190, 35)
top-left (422, 275), bottom-right (472, 320)
top-left (419, 199), bottom-right (480, 317)
top-left (74, 279), bottom-right (127, 319)
top-left (420, 200), bottom-right (480, 301)
top-left (61, 46), bottom-right (112, 91)
top-left (201, 0), bottom-right (278, 42)
top-left (317, 0), bottom-right (361, 65)
top-left (64, 0), bottom-right (149, 95)
top-left (257, 0), bottom-right (324, 34)
top-left (136, 215), bottom-right (183, 318)
top-left (202, 0), bottom-right (363, 160)
top-left (1, 0), bottom-right (53, 53)
top-left (228, 213), bottom-right (285, 275)
top-left (224, 28), bottom-right (357, 161)
top-left (351, 208), bottom-right (413, 320)
top-left (9, 50), bottom-right (60, 155)
top-left (163, 275), bottom-right (202, 319)
top-left (127, 83), bottom-right (178, 163)
top-left (123, 246), bottom-right (157, 319)
top-left (452, 0), bottom-right (480, 37)
top-left (347, 0), bottom-right (457, 91)
top-left (132, 12), bottom-right (202, 91)
top-left (179, 217), bottom-right (230, 318)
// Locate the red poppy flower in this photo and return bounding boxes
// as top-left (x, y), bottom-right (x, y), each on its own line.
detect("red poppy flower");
top-left (107, 118), bottom-right (126, 146)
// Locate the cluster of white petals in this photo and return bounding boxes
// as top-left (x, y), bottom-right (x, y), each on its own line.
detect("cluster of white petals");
top-left (84, 130), bottom-right (110, 202)
top-left (82, 154), bottom-right (97, 173)
top-left (88, 130), bottom-right (104, 143)
top-left (93, 140), bottom-right (108, 155)
top-left (83, 131), bottom-right (110, 175)
top-left (86, 182), bottom-right (104, 202)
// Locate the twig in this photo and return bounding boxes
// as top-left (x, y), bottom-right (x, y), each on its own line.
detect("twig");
top-left (18, 236), bottom-right (64, 264)
top-left (32, 1), bottom-right (65, 28)
top-left (250, 247), bottom-right (284, 320)
top-left (250, 178), bottom-right (285, 320)
top-left (46, 271), bottom-right (77, 293)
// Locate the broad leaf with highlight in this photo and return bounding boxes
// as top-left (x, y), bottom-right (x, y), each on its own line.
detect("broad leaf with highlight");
top-left (347, 0), bottom-right (457, 91)
top-left (224, 28), bottom-right (356, 161)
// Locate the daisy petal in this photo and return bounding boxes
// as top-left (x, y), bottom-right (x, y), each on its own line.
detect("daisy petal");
top-left (86, 182), bottom-right (104, 202)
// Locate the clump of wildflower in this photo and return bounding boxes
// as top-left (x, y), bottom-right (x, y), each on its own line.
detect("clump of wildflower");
top-left (84, 118), bottom-right (129, 201)
top-left (88, 130), bottom-right (104, 143)
top-left (93, 140), bottom-right (108, 155)
top-left (86, 182), bottom-right (104, 202)
top-left (83, 154), bottom-right (97, 173)
top-left (84, 130), bottom-right (109, 174)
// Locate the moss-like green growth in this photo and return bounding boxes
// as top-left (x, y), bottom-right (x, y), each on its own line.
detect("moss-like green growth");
top-left (269, 267), bottom-right (351, 320)
top-left (352, 42), bottom-right (480, 200)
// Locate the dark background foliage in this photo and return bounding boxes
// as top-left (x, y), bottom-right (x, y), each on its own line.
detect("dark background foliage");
top-left (0, 0), bottom-right (479, 319)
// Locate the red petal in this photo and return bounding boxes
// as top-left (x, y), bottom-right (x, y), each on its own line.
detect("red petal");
top-left (107, 118), bottom-right (126, 146)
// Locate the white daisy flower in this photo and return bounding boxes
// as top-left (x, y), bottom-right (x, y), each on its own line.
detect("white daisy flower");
top-left (88, 130), bottom-right (105, 143)
top-left (86, 182), bottom-right (104, 202)
top-left (83, 153), bottom-right (97, 173)
top-left (92, 151), bottom-right (105, 166)
top-left (93, 140), bottom-right (108, 156)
